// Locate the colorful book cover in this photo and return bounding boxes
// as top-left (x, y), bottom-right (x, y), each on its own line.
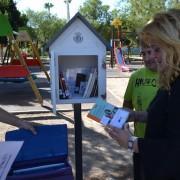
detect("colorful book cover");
top-left (87, 98), bottom-right (129, 128)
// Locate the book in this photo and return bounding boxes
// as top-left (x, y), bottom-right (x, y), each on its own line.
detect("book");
top-left (86, 70), bottom-right (97, 98)
top-left (74, 73), bottom-right (86, 94)
top-left (83, 72), bottom-right (93, 98)
top-left (87, 98), bottom-right (129, 128)
top-left (0, 141), bottom-right (23, 180)
top-left (90, 79), bottom-right (98, 97)
top-left (79, 81), bottom-right (86, 95)
top-left (59, 74), bottom-right (64, 99)
top-left (83, 69), bottom-right (97, 98)
top-left (59, 72), bottom-right (70, 99)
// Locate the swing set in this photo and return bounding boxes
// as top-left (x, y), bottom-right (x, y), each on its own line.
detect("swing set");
top-left (0, 14), bottom-right (46, 105)
top-left (11, 30), bottom-right (50, 82)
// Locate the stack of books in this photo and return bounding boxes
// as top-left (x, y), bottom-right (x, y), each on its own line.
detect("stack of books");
top-left (58, 68), bottom-right (98, 99)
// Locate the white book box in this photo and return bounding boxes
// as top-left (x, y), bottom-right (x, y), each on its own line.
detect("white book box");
top-left (46, 12), bottom-right (110, 113)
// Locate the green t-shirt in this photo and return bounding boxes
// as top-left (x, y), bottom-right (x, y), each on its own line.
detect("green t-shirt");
top-left (124, 67), bottom-right (159, 137)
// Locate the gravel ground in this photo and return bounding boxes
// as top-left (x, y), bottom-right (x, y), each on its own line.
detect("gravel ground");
top-left (0, 64), bottom-right (143, 179)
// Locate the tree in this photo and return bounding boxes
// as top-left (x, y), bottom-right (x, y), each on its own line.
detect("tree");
top-left (25, 9), bottom-right (66, 44)
top-left (44, 2), bottom-right (54, 18)
top-left (79, 0), bottom-right (111, 23)
top-left (0, 0), bottom-right (28, 31)
top-left (0, 0), bottom-right (9, 14)
top-left (115, 0), bottom-right (168, 45)
top-left (116, 0), bottom-right (165, 30)
top-left (79, 0), bottom-right (112, 41)
top-left (167, 0), bottom-right (180, 8)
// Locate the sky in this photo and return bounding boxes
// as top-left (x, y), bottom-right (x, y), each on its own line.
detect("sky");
top-left (16, 0), bottom-right (119, 19)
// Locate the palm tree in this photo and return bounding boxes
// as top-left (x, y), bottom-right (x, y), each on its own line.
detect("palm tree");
top-left (64, 0), bottom-right (72, 21)
top-left (44, 2), bottom-right (54, 18)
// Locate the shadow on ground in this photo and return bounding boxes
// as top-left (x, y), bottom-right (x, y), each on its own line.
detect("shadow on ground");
top-left (6, 110), bottom-right (133, 180)
top-left (0, 64), bottom-right (133, 179)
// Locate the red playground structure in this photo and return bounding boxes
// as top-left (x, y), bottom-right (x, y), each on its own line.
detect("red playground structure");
top-left (0, 14), bottom-right (43, 105)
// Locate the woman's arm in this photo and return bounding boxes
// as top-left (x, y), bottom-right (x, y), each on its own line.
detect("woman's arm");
top-left (127, 110), bottom-right (148, 123)
top-left (123, 99), bottom-right (148, 123)
top-left (123, 100), bottom-right (133, 109)
top-left (0, 107), bottom-right (36, 134)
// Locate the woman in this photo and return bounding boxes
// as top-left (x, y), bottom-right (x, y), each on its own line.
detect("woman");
top-left (106, 9), bottom-right (180, 180)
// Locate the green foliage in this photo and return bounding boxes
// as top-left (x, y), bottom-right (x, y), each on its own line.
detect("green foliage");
top-left (79, 0), bottom-right (112, 41)
top-left (25, 9), bottom-right (66, 44)
top-left (115, 0), bottom-right (180, 45)
top-left (116, 0), bottom-right (180, 30)
top-left (127, 0), bottom-right (166, 28)
top-left (1, 0), bottom-right (177, 48)
top-left (167, 0), bottom-right (180, 9)
top-left (79, 0), bottom-right (137, 44)
top-left (0, 0), bottom-right (9, 14)
top-left (0, 0), bottom-right (27, 31)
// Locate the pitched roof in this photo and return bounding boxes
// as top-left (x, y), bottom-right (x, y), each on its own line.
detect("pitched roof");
top-left (45, 12), bottom-right (111, 50)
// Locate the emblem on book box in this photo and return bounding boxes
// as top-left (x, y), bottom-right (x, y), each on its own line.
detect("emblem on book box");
top-left (73, 32), bottom-right (83, 43)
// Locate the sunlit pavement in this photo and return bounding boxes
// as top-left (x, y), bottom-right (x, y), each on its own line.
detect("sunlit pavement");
top-left (0, 63), bottom-right (143, 179)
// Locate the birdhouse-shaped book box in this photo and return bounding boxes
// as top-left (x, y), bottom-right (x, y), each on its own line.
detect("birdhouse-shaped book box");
top-left (46, 12), bottom-right (110, 111)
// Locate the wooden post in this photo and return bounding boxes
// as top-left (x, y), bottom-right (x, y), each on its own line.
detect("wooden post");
top-left (16, 31), bottom-right (50, 82)
top-left (31, 41), bottom-right (50, 82)
top-left (74, 103), bottom-right (83, 180)
top-left (11, 36), bottom-right (43, 105)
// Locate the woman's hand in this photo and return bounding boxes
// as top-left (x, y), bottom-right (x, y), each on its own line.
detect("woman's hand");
top-left (0, 107), bottom-right (38, 135)
top-left (105, 123), bottom-right (131, 149)
top-left (105, 124), bottom-right (139, 153)
top-left (19, 121), bottom-right (38, 135)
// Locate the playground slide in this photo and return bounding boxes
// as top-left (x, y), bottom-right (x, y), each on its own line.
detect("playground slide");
top-left (114, 48), bottom-right (130, 72)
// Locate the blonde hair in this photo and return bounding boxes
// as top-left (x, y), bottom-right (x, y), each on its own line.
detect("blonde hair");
top-left (140, 9), bottom-right (180, 90)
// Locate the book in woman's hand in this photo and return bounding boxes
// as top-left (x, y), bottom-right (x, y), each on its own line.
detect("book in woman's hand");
top-left (87, 98), bottom-right (129, 128)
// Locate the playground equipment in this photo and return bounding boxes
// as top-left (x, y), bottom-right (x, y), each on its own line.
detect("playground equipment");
top-left (0, 14), bottom-right (43, 105)
top-left (113, 40), bottom-right (139, 72)
top-left (113, 43), bottom-right (130, 72)
top-left (111, 32), bottom-right (131, 71)
top-left (11, 30), bottom-right (50, 82)
top-left (111, 18), bottom-right (137, 72)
